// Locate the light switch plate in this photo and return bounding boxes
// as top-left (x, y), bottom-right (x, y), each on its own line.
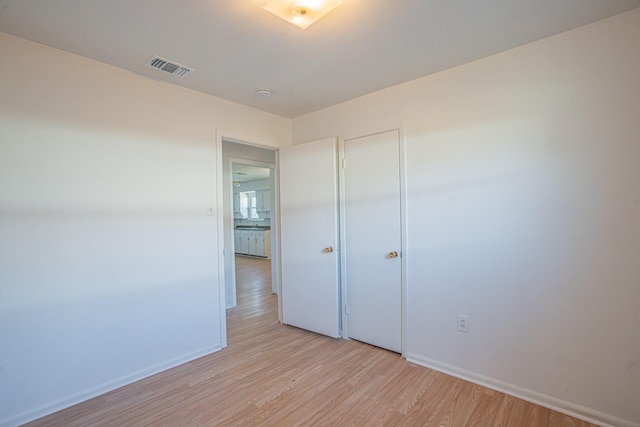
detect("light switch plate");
top-left (457, 314), bottom-right (469, 333)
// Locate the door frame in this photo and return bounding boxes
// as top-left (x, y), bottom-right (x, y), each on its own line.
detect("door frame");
top-left (338, 124), bottom-right (408, 356)
top-left (215, 130), bottom-right (281, 348)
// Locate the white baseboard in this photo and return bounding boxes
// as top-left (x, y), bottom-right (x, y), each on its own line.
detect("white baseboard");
top-left (1, 344), bottom-right (223, 427)
top-left (405, 353), bottom-right (639, 427)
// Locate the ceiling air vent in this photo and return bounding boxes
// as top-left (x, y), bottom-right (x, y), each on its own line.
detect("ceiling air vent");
top-left (145, 55), bottom-right (193, 78)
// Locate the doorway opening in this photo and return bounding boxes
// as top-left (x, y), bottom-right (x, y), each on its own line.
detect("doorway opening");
top-left (221, 139), bottom-right (279, 343)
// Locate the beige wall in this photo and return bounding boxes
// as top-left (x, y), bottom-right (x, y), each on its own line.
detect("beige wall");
top-left (293, 9), bottom-right (640, 427)
top-left (0, 32), bottom-right (289, 426)
top-left (2, 7), bottom-right (640, 426)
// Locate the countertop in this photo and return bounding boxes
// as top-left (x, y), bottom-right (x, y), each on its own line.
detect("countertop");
top-left (235, 226), bottom-right (271, 231)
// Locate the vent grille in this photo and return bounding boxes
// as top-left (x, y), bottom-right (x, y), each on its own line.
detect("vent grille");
top-left (145, 55), bottom-right (193, 77)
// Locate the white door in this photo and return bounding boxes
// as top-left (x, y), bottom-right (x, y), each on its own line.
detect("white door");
top-left (280, 138), bottom-right (340, 338)
top-left (343, 130), bottom-right (402, 352)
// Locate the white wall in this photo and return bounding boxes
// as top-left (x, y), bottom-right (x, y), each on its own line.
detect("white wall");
top-left (293, 9), bottom-right (640, 427)
top-left (0, 33), bottom-right (289, 426)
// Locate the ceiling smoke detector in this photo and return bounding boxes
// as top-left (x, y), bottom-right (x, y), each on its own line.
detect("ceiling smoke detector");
top-left (256, 89), bottom-right (272, 97)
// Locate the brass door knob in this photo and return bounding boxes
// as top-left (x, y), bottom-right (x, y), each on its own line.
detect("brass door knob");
top-left (323, 246), bottom-right (334, 253)
top-left (388, 251), bottom-right (399, 259)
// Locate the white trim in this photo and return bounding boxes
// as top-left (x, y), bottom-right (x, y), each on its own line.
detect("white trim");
top-left (217, 132), bottom-right (281, 151)
top-left (215, 131), bottom-right (228, 348)
top-left (406, 353), bottom-right (639, 427)
top-left (215, 129), bottom-right (284, 152)
top-left (273, 152), bottom-right (283, 322)
top-left (331, 137), bottom-right (342, 337)
top-left (338, 137), bottom-right (348, 339)
top-left (340, 120), bottom-right (406, 145)
top-left (397, 126), bottom-right (408, 358)
top-left (270, 164), bottom-right (278, 296)
top-left (1, 345), bottom-right (222, 427)
top-left (226, 156), bottom-right (238, 309)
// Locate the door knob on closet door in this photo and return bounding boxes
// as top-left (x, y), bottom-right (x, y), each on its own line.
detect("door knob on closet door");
top-left (388, 251), bottom-right (399, 259)
top-left (323, 246), bottom-right (334, 253)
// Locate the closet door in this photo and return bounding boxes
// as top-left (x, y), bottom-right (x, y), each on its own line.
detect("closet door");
top-left (280, 138), bottom-right (340, 338)
top-left (343, 130), bottom-right (402, 352)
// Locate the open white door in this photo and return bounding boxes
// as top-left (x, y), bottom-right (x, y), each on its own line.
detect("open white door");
top-left (280, 138), bottom-right (340, 338)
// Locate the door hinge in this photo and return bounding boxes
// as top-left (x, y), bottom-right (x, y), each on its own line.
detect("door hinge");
top-left (342, 158), bottom-right (346, 169)
top-left (345, 305), bottom-right (349, 316)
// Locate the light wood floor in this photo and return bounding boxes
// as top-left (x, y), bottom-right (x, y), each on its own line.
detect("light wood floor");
top-left (26, 256), bottom-right (598, 426)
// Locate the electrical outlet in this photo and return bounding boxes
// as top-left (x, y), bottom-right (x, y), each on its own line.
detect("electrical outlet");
top-left (457, 314), bottom-right (469, 333)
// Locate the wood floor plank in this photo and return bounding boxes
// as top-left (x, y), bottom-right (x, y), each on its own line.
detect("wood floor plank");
top-left (24, 256), bottom-right (601, 427)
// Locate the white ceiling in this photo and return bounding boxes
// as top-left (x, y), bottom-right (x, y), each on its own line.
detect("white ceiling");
top-left (233, 165), bottom-right (271, 183)
top-left (1, 1), bottom-right (638, 118)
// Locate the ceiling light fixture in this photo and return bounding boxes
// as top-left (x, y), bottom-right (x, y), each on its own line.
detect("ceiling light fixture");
top-left (262, 0), bottom-right (343, 30)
